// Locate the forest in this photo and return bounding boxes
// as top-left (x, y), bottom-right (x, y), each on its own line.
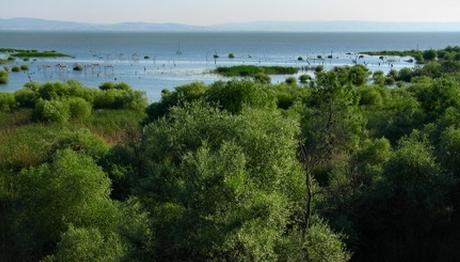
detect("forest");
top-left (2, 46), bottom-right (460, 261)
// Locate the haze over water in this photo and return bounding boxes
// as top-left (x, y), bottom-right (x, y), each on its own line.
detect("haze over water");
top-left (1, 31), bottom-right (460, 101)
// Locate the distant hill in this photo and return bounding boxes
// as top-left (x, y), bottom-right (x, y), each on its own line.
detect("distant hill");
top-left (1, 18), bottom-right (460, 32)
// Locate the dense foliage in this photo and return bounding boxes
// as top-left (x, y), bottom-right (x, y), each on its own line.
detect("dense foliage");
top-left (3, 47), bottom-right (460, 261)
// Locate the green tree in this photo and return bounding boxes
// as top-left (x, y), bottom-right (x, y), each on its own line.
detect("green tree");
top-left (45, 226), bottom-right (126, 262)
top-left (136, 103), bottom-right (305, 260)
top-left (12, 149), bottom-right (120, 259)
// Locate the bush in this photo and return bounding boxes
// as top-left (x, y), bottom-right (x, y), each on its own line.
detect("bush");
top-left (315, 65), bottom-right (324, 73)
top-left (68, 97), bottom-right (92, 120)
top-left (359, 86), bottom-right (383, 106)
top-left (0, 70), bottom-right (8, 84)
top-left (285, 77), bottom-right (297, 85)
top-left (93, 89), bottom-right (147, 111)
top-left (34, 99), bottom-right (70, 123)
top-left (11, 66), bottom-right (20, 72)
top-left (49, 129), bottom-right (110, 160)
top-left (206, 80), bottom-right (276, 114)
top-left (99, 82), bottom-right (131, 91)
top-left (299, 74), bottom-right (312, 84)
top-left (14, 88), bottom-right (38, 108)
top-left (372, 71), bottom-right (385, 86)
top-left (253, 73), bottom-right (271, 84)
top-left (423, 49), bottom-right (437, 61)
top-left (0, 93), bottom-right (15, 112)
top-left (73, 64), bottom-right (83, 71)
top-left (20, 64), bottom-right (29, 71)
top-left (349, 64), bottom-right (370, 86)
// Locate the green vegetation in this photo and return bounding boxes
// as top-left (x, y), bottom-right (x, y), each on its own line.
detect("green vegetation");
top-left (228, 53), bottom-right (235, 58)
top-left (361, 46), bottom-right (460, 64)
top-left (0, 47), bottom-right (72, 58)
top-left (214, 65), bottom-right (299, 77)
top-left (299, 74), bottom-right (312, 84)
top-left (11, 66), bottom-right (20, 72)
top-left (0, 69), bottom-right (8, 84)
top-left (4, 47), bottom-right (460, 261)
top-left (73, 63), bottom-right (83, 71)
top-left (20, 64), bottom-right (29, 71)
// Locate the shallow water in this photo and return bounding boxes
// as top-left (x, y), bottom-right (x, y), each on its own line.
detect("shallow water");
top-left (1, 31), bottom-right (460, 101)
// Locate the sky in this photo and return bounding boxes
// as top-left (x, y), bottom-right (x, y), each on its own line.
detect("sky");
top-left (1, 0), bottom-right (460, 25)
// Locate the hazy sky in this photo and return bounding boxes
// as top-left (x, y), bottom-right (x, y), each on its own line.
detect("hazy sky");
top-left (1, 0), bottom-right (460, 25)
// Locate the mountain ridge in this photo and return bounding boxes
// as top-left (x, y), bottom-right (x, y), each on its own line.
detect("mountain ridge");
top-left (1, 18), bottom-right (460, 32)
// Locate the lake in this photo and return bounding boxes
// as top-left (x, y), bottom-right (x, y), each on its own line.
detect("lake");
top-left (1, 31), bottom-right (460, 101)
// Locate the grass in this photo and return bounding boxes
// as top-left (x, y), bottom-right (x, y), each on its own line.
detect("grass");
top-left (0, 108), bottom-right (145, 170)
top-left (214, 65), bottom-right (299, 77)
top-left (80, 109), bottom-right (145, 143)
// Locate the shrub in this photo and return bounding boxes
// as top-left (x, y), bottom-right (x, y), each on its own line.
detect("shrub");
top-left (11, 66), bottom-right (20, 72)
top-left (0, 70), bottom-right (8, 84)
top-left (34, 99), bottom-right (70, 123)
top-left (299, 74), bottom-right (312, 84)
top-left (93, 89), bottom-right (147, 111)
top-left (228, 53), bottom-right (235, 59)
top-left (49, 129), bottom-right (110, 160)
top-left (315, 65), bottom-right (324, 73)
top-left (73, 64), bottom-right (83, 71)
top-left (68, 97), bottom-right (92, 120)
top-left (38, 82), bottom-right (71, 100)
top-left (206, 80), bottom-right (276, 114)
top-left (397, 68), bottom-right (414, 82)
top-left (359, 86), bottom-right (383, 106)
top-left (373, 71), bottom-right (385, 86)
top-left (285, 77), bottom-right (297, 85)
top-left (20, 64), bottom-right (29, 71)
top-left (253, 73), bottom-right (271, 84)
top-left (423, 49), bottom-right (437, 61)
top-left (0, 93), bottom-right (15, 112)
top-left (14, 88), bottom-right (38, 108)
top-left (349, 65), bottom-right (370, 86)
top-left (99, 82), bottom-right (131, 91)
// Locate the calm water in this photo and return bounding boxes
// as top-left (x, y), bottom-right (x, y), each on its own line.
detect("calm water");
top-left (1, 31), bottom-right (460, 101)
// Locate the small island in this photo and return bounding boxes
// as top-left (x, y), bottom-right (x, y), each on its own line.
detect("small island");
top-left (214, 65), bottom-right (299, 77)
top-left (0, 48), bottom-right (72, 58)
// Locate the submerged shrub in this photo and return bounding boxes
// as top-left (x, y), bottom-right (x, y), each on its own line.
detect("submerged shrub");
top-left (34, 99), bottom-right (70, 123)
top-left (99, 82), bottom-right (131, 91)
top-left (11, 66), bottom-right (20, 72)
top-left (73, 64), bottom-right (83, 71)
top-left (299, 74), bottom-right (312, 84)
top-left (20, 64), bottom-right (29, 71)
